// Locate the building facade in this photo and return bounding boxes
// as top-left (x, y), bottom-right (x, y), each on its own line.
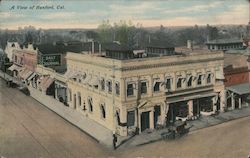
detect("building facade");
top-left (206, 39), bottom-right (244, 51)
top-left (64, 48), bottom-right (225, 136)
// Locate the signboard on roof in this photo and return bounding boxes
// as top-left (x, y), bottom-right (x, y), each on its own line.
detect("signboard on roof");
top-left (42, 54), bottom-right (61, 66)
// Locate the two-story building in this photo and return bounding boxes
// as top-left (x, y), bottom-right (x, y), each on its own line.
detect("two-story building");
top-left (206, 38), bottom-right (244, 51)
top-left (64, 45), bottom-right (225, 136)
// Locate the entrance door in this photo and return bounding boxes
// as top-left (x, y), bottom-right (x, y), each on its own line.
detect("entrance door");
top-left (154, 106), bottom-right (161, 128)
top-left (141, 111), bottom-right (150, 132)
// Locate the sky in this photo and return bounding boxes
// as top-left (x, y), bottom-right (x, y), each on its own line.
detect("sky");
top-left (0, 0), bottom-right (249, 30)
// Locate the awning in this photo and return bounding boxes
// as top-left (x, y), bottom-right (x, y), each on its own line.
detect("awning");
top-left (26, 72), bottom-right (36, 81)
top-left (166, 92), bottom-right (217, 104)
top-left (43, 77), bottom-right (54, 90)
top-left (8, 64), bottom-right (23, 71)
top-left (89, 76), bottom-right (99, 86)
top-left (215, 71), bottom-right (225, 80)
top-left (40, 76), bottom-right (54, 90)
top-left (19, 69), bottom-right (33, 80)
top-left (226, 83), bottom-right (250, 95)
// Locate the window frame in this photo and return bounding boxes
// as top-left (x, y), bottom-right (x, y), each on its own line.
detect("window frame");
top-left (127, 83), bottom-right (134, 97)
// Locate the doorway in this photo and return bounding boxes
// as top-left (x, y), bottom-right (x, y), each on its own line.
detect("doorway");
top-left (154, 105), bottom-right (161, 128)
top-left (141, 111), bottom-right (150, 132)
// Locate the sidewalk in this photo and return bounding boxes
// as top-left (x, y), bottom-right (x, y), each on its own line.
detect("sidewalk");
top-left (118, 106), bottom-right (250, 150)
top-left (0, 71), bottom-right (115, 149)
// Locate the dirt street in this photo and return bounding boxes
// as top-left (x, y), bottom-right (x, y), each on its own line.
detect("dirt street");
top-left (1, 78), bottom-right (250, 158)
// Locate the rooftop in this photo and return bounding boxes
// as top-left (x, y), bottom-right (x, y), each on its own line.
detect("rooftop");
top-left (206, 38), bottom-right (243, 45)
top-left (224, 53), bottom-right (249, 68)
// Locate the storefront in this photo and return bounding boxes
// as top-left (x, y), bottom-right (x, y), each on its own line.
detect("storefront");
top-left (226, 83), bottom-right (250, 110)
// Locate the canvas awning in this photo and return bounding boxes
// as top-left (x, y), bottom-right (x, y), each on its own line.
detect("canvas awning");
top-left (40, 76), bottom-right (54, 90)
top-left (166, 92), bottom-right (216, 104)
top-left (19, 69), bottom-right (33, 80)
top-left (226, 83), bottom-right (250, 95)
top-left (26, 72), bottom-right (36, 81)
top-left (8, 64), bottom-right (23, 71)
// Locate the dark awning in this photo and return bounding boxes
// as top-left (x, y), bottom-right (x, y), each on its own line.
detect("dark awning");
top-left (226, 83), bottom-right (250, 95)
top-left (166, 92), bottom-right (217, 104)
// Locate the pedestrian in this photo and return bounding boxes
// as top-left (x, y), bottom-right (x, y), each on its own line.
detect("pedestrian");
top-left (113, 131), bottom-right (117, 150)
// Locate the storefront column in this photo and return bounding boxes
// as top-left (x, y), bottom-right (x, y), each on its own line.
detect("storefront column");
top-left (231, 93), bottom-right (235, 110)
top-left (55, 84), bottom-right (58, 100)
top-left (161, 103), bottom-right (166, 126)
top-left (220, 90), bottom-right (226, 112)
top-left (187, 100), bottom-right (193, 117)
top-left (212, 96), bottom-right (217, 113)
top-left (239, 97), bottom-right (242, 109)
top-left (149, 110), bottom-right (154, 130)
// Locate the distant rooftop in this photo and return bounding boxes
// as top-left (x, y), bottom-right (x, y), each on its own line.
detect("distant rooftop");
top-left (206, 38), bottom-right (243, 45)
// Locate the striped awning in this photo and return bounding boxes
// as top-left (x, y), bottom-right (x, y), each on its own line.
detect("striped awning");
top-left (8, 64), bottom-right (23, 71)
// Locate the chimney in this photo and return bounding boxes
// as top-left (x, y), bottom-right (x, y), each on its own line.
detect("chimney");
top-left (187, 40), bottom-right (193, 49)
top-left (92, 41), bottom-right (94, 54)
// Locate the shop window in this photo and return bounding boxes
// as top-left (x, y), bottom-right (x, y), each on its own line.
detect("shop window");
top-left (177, 78), bottom-right (182, 88)
top-left (88, 97), bottom-right (93, 112)
top-left (107, 80), bottom-right (112, 93)
top-left (197, 74), bottom-right (202, 85)
top-left (100, 78), bottom-right (105, 91)
top-left (207, 74), bottom-right (211, 84)
top-left (140, 81), bottom-right (147, 94)
top-left (127, 110), bottom-right (135, 127)
top-left (153, 81), bottom-right (160, 92)
top-left (100, 104), bottom-right (106, 119)
top-left (187, 76), bottom-right (192, 87)
top-left (115, 82), bottom-right (120, 95)
top-left (127, 83), bottom-right (134, 96)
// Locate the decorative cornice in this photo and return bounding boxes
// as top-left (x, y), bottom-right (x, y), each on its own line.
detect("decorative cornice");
top-left (120, 57), bottom-right (224, 71)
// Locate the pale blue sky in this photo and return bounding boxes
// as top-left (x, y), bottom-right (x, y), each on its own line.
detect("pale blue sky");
top-left (0, 0), bottom-right (249, 29)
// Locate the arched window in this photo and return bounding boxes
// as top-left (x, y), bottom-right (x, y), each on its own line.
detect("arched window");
top-left (207, 74), bottom-right (211, 84)
top-left (187, 76), bottom-right (192, 87)
top-left (88, 97), bottom-right (93, 112)
top-left (100, 104), bottom-right (106, 119)
top-left (197, 74), bottom-right (202, 85)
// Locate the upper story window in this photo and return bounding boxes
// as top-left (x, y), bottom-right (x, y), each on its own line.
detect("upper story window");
top-left (20, 57), bottom-right (23, 65)
top-left (153, 79), bottom-right (161, 92)
top-left (207, 73), bottom-right (212, 84)
top-left (115, 82), bottom-right (120, 96)
top-left (197, 74), bottom-right (202, 85)
top-left (187, 76), bottom-right (193, 87)
top-left (140, 81), bottom-right (147, 94)
top-left (127, 83), bottom-right (134, 96)
top-left (88, 97), bottom-right (93, 112)
top-left (100, 103), bottom-right (106, 119)
top-left (107, 80), bottom-right (112, 93)
top-left (77, 92), bottom-right (81, 107)
top-left (165, 78), bottom-right (171, 90)
top-left (177, 78), bottom-right (182, 88)
top-left (100, 78), bottom-right (105, 91)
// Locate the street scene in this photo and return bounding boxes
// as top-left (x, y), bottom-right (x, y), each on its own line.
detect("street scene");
top-left (1, 78), bottom-right (250, 158)
top-left (1, 0), bottom-right (250, 158)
